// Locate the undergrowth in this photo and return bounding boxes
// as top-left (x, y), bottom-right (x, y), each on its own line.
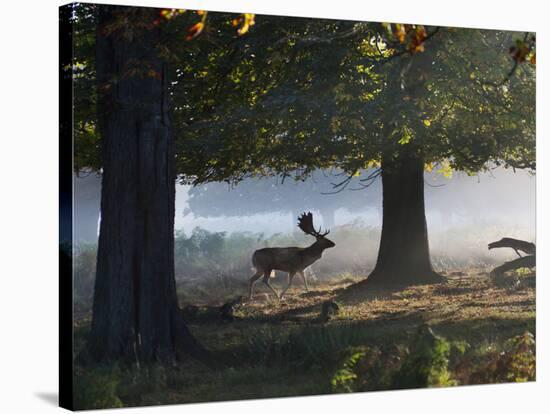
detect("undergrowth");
top-left (73, 325), bottom-right (535, 410)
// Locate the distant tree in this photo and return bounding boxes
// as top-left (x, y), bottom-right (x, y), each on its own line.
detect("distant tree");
top-left (185, 170), bottom-right (381, 229)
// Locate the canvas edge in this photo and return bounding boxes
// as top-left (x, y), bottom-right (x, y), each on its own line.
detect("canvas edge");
top-left (59, 2), bottom-right (76, 411)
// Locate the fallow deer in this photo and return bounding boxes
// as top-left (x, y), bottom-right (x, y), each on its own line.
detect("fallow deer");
top-left (248, 212), bottom-right (336, 299)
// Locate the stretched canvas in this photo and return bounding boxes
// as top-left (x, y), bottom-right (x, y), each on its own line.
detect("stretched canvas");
top-left (59, 2), bottom-right (536, 410)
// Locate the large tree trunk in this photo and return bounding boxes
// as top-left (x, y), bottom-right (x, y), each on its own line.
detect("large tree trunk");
top-left (89, 6), bottom-right (209, 364)
top-left (365, 149), bottom-right (444, 286)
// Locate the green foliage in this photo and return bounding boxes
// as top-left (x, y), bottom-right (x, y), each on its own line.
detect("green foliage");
top-left (515, 267), bottom-right (532, 276)
top-left (330, 349), bottom-right (366, 392)
top-left (392, 325), bottom-right (457, 389)
top-left (170, 20), bottom-right (535, 184)
top-left (327, 330), bottom-right (535, 394)
top-left (242, 325), bottom-right (536, 397)
top-left (490, 266), bottom-right (536, 290)
top-left (72, 3), bottom-right (535, 181)
top-left (506, 332), bottom-right (536, 382)
top-left (70, 3), bottom-right (101, 172)
top-left (330, 345), bottom-right (404, 392)
top-left (74, 366), bottom-right (123, 410)
top-left (72, 316), bottom-right (535, 409)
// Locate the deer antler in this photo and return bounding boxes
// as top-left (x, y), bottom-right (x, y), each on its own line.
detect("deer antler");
top-left (298, 212), bottom-right (330, 237)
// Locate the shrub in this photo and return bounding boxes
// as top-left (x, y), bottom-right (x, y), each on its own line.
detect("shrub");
top-left (329, 326), bottom-right (460, 393)
top-left (392, 326), bottom-right (457, 389)
top-left (330, 349), bottom-right (367, 392)
top-left (467, 331), bottom-right (536, 384)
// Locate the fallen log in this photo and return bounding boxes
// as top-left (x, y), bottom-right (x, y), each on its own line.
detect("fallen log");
top-left (490, 254), bottom-right (536, 277)
top-left (488, 237), bottom-right (536, 277)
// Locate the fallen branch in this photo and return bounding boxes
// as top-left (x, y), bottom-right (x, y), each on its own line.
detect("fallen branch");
top-left (490, 255), bottom-right (536, 278)
top-left (488, 237), bottom-right (536, 277)
top-left (488, 237), bottom-right (536, 257)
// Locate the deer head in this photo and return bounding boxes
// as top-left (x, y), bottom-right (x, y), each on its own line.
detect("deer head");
top-left (298, 212), bottom-right (335, 249)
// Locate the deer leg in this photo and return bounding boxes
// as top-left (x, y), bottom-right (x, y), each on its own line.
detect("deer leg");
top-left (262, 271), bottom-right (279, 299)
top-left (280, 272), bottom-right (296, 299)
top-left (299, 270), bottom-right (309, 291)
top-left (248, 270), bottom-right (263, 299)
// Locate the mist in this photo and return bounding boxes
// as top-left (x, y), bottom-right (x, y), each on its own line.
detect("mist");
top-left (74, 167), bottom-right (535, 276)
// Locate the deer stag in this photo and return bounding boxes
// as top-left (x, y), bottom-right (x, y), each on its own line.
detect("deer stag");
top-left (248, 212), bottom-right (335, 300)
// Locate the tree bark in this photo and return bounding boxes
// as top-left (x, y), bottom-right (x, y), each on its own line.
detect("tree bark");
top-left (89, 6), bottom-right (209, 364)
top-left (365, 149), bottom-right (444, 286)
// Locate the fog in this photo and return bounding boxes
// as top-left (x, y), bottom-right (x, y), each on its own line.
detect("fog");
top-left (176, 168), bottom-right (534, 233)
top-left (74, 167), bottom-right (535, 270)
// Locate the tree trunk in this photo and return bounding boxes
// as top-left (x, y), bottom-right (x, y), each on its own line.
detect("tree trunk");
top-left (89, 6), bottom-right (209, 364)
top-left (365, 149), bottom-right (444, 286)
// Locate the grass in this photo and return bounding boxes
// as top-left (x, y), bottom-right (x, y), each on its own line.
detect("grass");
top-left (73, 268), bottom-right (535, 410)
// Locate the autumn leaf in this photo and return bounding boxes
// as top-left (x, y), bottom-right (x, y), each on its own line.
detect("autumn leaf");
top-left (186, 22), bottom-right (204, 40)
top-left (160, 8), bottom-right (186, 20)
top-left (409, 25), bottom-right (427, 54)
top-left (509, 39), bottom-right (529, 63)
top-left (233, 13), bottom-right (255, 36)
top-left (393, 24), bottom-right (407, 43)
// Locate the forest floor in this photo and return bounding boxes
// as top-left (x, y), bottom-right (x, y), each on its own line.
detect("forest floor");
top-left (73, 268), bottom-right (536, 409)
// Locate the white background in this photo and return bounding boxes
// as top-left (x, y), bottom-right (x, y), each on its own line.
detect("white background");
top-left (0, 0), bottom-right (548, 412)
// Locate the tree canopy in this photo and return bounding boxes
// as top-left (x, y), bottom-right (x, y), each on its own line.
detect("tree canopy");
top-left (71, 8), bottom-right (535, 184)
top-left (170, 16), bottom-right (534, 187)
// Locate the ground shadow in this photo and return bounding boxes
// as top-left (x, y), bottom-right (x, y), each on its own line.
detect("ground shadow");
top-left (35, 392), bottom-right (58, 406)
